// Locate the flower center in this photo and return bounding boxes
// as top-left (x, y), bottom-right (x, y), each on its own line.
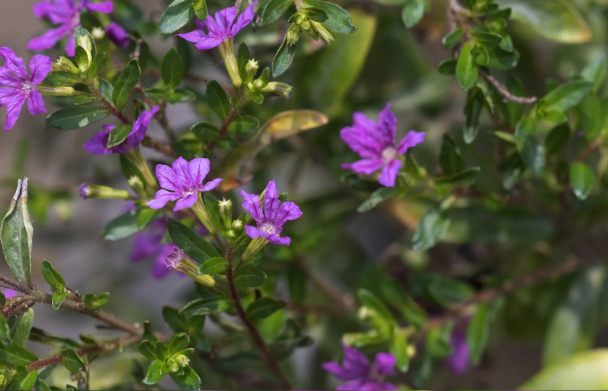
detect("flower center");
top-left (182, 190), bottom-right (195, 196)
top-left (20, 81), bottom-right (32, 97)
top-left (381, 146), bottom-right (397, 162)
top-left (259, 222), bottom-right (277, 235)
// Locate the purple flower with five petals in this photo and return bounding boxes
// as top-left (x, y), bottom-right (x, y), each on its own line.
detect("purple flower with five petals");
top-left (83, 106), bottom-right (159, 154)
top-left (323, 346), bottom-right (398, 391)
top-left (106, 22), bottom-right (130, 49)
top-left (148, 157), bottom-right (223, 212)
top-left (28, 0), bottom-right (114, 56)
top-left (176, 2), bottom-right (257, 50)
top-left (0, 48), bottom-right (51, 131)
top-left (341, 103), bottom-right (425, 187)
top-left (241, 180), bottom-right (302, 246)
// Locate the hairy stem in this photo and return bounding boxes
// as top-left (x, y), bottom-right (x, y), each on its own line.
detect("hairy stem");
top-left (90, 86), bottom-right (132, 125)
top-left (482, 73), bottom-right (538, 104)
top-left (224, 249), bottom-right (292, 390)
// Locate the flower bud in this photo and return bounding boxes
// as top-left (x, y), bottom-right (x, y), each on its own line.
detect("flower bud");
top-left (241, 237), bottom-right (269, 263)
top-left (165, 248), bottom-right (216, 287)
top-left (232, 219), bottom-right (243, 232)
top-left (260, 82), bottom-right (293, 99)
top-left (192, 194), bottom-right (217, 235)
top-left (245, 59), bottom-right (259, 83)
top-left (36, 85), bottom-right (77, 96)
top-left (219, 198), bottom-right (233, 229)
top-left (127, 176), bottom-right (146, 197)
top-left (53, 57), bottom-right (79, 74)
top-left (91, 27), bottom-right (106, 40)
top-left (311, 21), bottom-right (335, 45)
top-left (167, 354), bottom-right (190, 373)
top-left (79, 183), bottom-right (132, 200)
top-left (286, 25), bottom-right (301, 46)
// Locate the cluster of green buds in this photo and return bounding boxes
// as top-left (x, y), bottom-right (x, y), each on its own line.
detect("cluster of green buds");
top-left (140, 334), bottom-right (200, 386)
top-left (243, 59), bottom-right (293, 104)
top-left (286, 8), bottom-right (335, 46)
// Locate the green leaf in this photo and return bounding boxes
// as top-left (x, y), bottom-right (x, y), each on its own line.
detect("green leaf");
top-left (101, 209), bottom-right (140, 241)
top-left (435, 167), bottom-right (480, 189)
top-left (137, 208), bottom-right (160, 230)
top-left (167, 218), bottom-right (221, 263)
top-left (486, 47), bottom-right (519, 70)
top-left (390, 330), bottom-right (410, 372)
top-left (61, 349), bottom-right (86, 374)
top-left (412, 206), bottom-right (451, 251)
top-left (577, 95), bottom-right (605, 141)
top-left (261, 0), bottom-right (293, 25)
top-left (426, 322), bottom-right (453, 357)
top-left (158, 0), bottom-right (195, 35)
top-left (45, 106), bottom-right (109, 130)
top-left (520, 136), bottom-right (545, 177)
top-left (191, 121), bottom-right (219, 142)
top-left (112, 59), bottom-right (141, 111)
top-left (170, 366), bottom-right (201, 390)
top-left (166, 89), bottom-right (196, 104)
top-left (300, 7), bottom-right (328, 22)
top-left (442, 27), bottom-right (464, 48)
top-left (514, 117), bottom-right (535, 142)
top-left (83, 292), bottom-right (110, 311)
top-left (0, 316), bottom-right (10, 345)
top-left (379, 279), bottom-right (428, 328)
top-left (138, 340), bottom-right (157, 360)
top-left (494, 0), bottom-right (591, 44)
top-left (13, 367), bottom-right (38, 391)
top-left (357, 187), bottom-right (403, 212)
top-left (0, 344), bottom-right (37, 366)
top-left (206, 80), bottom-right (230, 120)
top-left (467, 303), bottom-right (489, 364)
top-left (545, 123), bottom-right (570, 155)
top-left (162, 48), bottom-right (184, 90)
top-left (539, 80), bottom-right (593, 115)
top-left (237, 43), bottom-right (250, 80)
top-left (437, 59), bottom-right (457, 75)
top-left (303, 0), bottom-right (357, 33)
top-left (246, 298), bottom-right (286, 322)
top-left (1, 179), bottom-right (32, 285)
top-left (203, 194), bottom-right (224, 232)
top-left (456, 42), bottom-right (478, 91)
top-left (272, 38), bottom-right (296, 77)
top-left (228, 116), bottom-right (260, 132)
top-left (234, 265), bottom-right (267, 288)
top-left (569, 162), bottom-right (595, 200)
top-left (52, 291), bottom-right (67, 310)
top-left (43, 71), bottom-right (80, 85)
top-left (181, 298), bottom-right (229, 316)
top-left (74, 46), bottom-right (90, 72)
top-left (73, 95), bottom-right (101, 105)
top-left (520, 350), bottom-right (608, 390)
top-left (167, 333), bottom-right (189, 355)
top-left (106, 124), bottom-right (133, 149)
top-left (73, 27), bottom-right (96, 62)
top-left (198, 257), bottom-right (228, 275)
top-left (582, 54), bottom-right (607, 94)
top-left (471, 31), bottom-right (502, 47)
top-left (287, 263), bottom-right (307, 305)
top-left (143, 360), bottom-right (168, 385)
top-left (193, 0), bottom-right (208, 20)
top-left (12, 309), bottom-right (34, 348)
top-left (401, 0), bottom-right (425, 28)
top-left (439, 134), bottom-right (465, 175)
top-left (155, 341), bottom-right (170, 362)
top-left (428, 276), bottom-right (474, 307)
top-left (358, 289), bottom-right (396, 325)
top-left (88, 52), bottom-right (106, 79)
top-left (464, 88), bottom-right (483, 143)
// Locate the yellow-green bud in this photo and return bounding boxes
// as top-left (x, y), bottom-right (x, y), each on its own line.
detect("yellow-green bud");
top-left (219, 198), bottom-right (233, 229)
top-left (260, 82), bottom-right (293, 99)
top-left (91, 27), bottom-right (105, 40)
top-left (53, 57), bottom-right (79, 74)
top-left (232, 219), bottom-right (243, 232)
top-left (218, 39), bottom-right (242, 88)
top-left (311, 21), bottom-right (335, 45)
top-left (36, 85), bottom-right (78, 96)
top-left (127, 176), bottom-right (146, 197)
top-left (241, 237), bottom-right (269, 263)
top-left (245, 59), bottom-right (259, 83)
top-left (286, 25), bottom-right (301, 46)
top-left (165, 248), bottom-right (216, 287)
top-left (80, 183), bottom-right (132, 200)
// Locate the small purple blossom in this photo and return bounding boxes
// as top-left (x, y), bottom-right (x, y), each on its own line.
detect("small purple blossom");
top-left (176, 2), bottom-right (257, 50)
top-left (341, 103), bottom-right (425, 187)
top-left (323, 346), bottom-right (398, 391)
top-left (241, 180), bottom-right (302, 246)
top-left (83, 106), bottom-right (159, 155)
top-left (106, 22), bottom-right (130, 49)
top-left (28, 0), bottom-right (114, 56)
top-left (0, 48), bottom-right (51, 131)
top-left (148, 157), bottom-right (223, 212)
top-left (2, 289), bottom-right (18, 298)
top-left (445, 322), bottom-right (470, 374)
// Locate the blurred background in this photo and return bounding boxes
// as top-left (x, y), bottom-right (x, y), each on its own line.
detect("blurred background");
top-left (1, 0), bottom-right (607, 389)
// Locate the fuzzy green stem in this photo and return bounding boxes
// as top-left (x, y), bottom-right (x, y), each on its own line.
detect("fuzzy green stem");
top-left (219, 39), bottom-right (242, 88)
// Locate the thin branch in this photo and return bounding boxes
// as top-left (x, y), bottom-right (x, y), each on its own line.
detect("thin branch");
top-left (483, 73), bottom-right (538, 104)
top-left (208, 109), bottom-right (238, 151)
top-left (93, 88), bottom-right (132, 124)
top-left (224, 248), bottom-right (292, 390)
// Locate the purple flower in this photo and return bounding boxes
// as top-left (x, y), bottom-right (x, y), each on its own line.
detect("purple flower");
top-left (341, 103), bottom-right (425, 187)
top-left (106, 22), bottom-right (130, 49)
top-left (28, 0), bottom-right (114, 56)
top-left (0, 48), bottom-right (51, 131)
top-left (445, 323), bottom-right (470, 374)
top-left (148, 157), bottom-right (223, 212)
top-left (2, 289), bottom-right (18, 298)
top-left (323, 346), bottom-right (398, 391)
top-left (241, 180), bottom-right (302, 246)
top-left (176, 2), bottom-right (257, 50)
top-left (83, 106), bottom-right (159, 154)
top-left (131, 218), bottom-right (177, 279)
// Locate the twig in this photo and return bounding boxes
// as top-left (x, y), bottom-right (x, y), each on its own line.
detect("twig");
top-left (208, 109), bottom-right (238, 151)
top-left (224, 248), bottom-right (292, 390)
top-left (27, 335), bottom-right (140, 371)
top-left (483, 73), bottom-right (538, 104)
top-left (93, 88), bottom-right (132, 124)
top-left (142, 137), bottom-right (178, 158)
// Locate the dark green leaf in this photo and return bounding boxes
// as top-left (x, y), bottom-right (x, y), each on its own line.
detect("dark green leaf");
top-left (170, 366), bottom-right (201, 391)
top-left (401, 0), bottom-right (425, 28)
top-left (357, 187), bottom-right (403, 212)
top-left (181, 298), bottom-right (229, 316)
top-left (582, 54), bottom-right (607, 94)
top-left (106, 124), bottom-right (133, 149)
top-left (88, 52), bottom-right (106, 79)
top-left (138, 340), bottom-right (157, 360)
top-left (143, 360), bottom-right (167, 385)
top-left (521, 136), bottom-right (545, 177)
top-left (456, 42), bottom-right (478, 91)
top-left (514, 117), bottom-right (535, 142)
top-left (228, 116), bottom-right (260, 132)
top-left (73, 95), bottom-right (100, 105)
top-left (1, 179), bottom-right (32, 284)
top-left (539, 80), bottom-right (593, 114)
top-left (287, 263), bottom-right (307, 305)
top-left (261, 0), bottom-right (293, 25)
top-left (464, 89), bottom-right (482, 143)
top-left (191, 121), bottom-right (219, 142)
top-left (158, 0), bottom-right (195, 35)
top-left (426, 322), bottom-right (453, 357)
top-left (358, 289), bottom-right (396, 324)
top-left (435, 167), bottom-right (480, 189)
top-left (43, 71), bottom-right (79, 85)
top-left (437, 59), bottom-right (457, 75)
top-left (428, 276), bottom-right (474, 307)
top-left (272, 38), bottom-right (296, 77)
top-left (234, 265), bottom-right (267, 288)
top-left (439, 134), bottom-right (465, 175)
top-left (167, 218), bottom-right (221, 263)
top-left (101, 209), bottom-right (140, 241)
top-left (569, 162), bottom-right (595, 200)
top-left (442, 27), bottom-right (464, 48)
top-left (112, 59), bottom-right (141, 111)
top-left (13, 367), bottom-right (37, 391)
top-left (303, 0), bottom-right (357, 33)
top-left (203, 193), bottom-right (225, 232)
top-left (486, 48), bottom-right (519, 70)
top-left (246, 298), bottom-right (286, 322)
top-left (198, 257), bottom-right (228, 275)
top-left (206, 80), bottom-right (230, 119)
top-left (0, 316), bottom-right (10, 345)
top-left (12, 309), bottom-right (33, 348)
top-left (300, 7), bottom-right (328, 22)
top-left (162, 48), bottom-right (184, 89)
top-left (545, 123), bottom-right (570, 155)
top-left (237, 43), bottom-right (250, 80)
top-left (467, 303), bottom-right (489, 364)
top-left (73, 27), bottom-right (96, 60)
top-left (167, 333), bottom-right (189, 355)
top-left (166, 89), bottom-right (196, 104)
top-left (60, 349), bottom-right (86, 374)
top-left (45, 106), bottom-right (109, 130)
top-left (412, 206), bottom-right (451, 251)
top-left (0, 344), bottom-right (38, 366)
top-left (471, 31), bottom-right (502, 47)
